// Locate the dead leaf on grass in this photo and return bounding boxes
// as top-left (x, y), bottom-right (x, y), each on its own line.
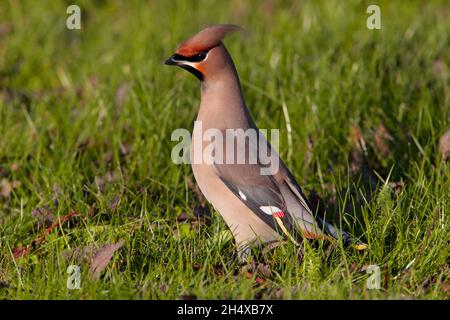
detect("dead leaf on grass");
top-left (114, 82), bottom-right (131, 114)
top-left (256, 263), bottom-right (272, 278)
top-left (0, 179), bottom-right (20, 198)
top-left (439, 131), bottom-right (450, 160)
top-left (32, 207), bottom-right (56, 228)
top-left (89, 240), bottom-right (125, 279)
top-left (374, 123), bottom-right (393, 157)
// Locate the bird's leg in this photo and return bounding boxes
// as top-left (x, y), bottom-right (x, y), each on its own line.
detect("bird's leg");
top-left (262, 240), bottom-right (288, 255)
top-left (297, 246), bottom-right (304, 264)
top-left (324, 240), bottom-right (338, 260)
top-left (236, 245), bottom-right (252, 263)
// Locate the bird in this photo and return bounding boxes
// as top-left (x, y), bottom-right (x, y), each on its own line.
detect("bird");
top-left (165, 24), bottom-right (366, 260)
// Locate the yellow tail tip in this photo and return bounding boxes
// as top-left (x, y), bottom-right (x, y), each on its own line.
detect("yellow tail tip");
top-left (354, 242), bottom-right (368, 251)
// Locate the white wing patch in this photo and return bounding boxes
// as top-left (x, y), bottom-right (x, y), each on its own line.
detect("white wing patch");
top-left (238, 189), bottom-right (247, 201)
top-left (259, 206), bottom-right (282, 215)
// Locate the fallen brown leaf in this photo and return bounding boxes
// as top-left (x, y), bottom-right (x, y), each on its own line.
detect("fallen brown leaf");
top-left (12, 247), bottom-right (30, 260)
top-left (348, 125), bottom-right (378, 188)
top-left (240, 260), bottom-right (256, 274)
top-left (0, 22), bottom-right (12, 38)
top-left (0, 178), bottom-right (11, 198)
top-left (192, 262), bottom-right (201, 271)
top-left (114, 82), bottom-right (131, 113)
top-left (0, 179), bottom-right (19, 198)
top-left (32, 207), bottom-right (56, 228)
top-left (374, 124), bottom-right (393, 157)
top-left (442, 278), bottom-right (449, 293)
top-left (89, 240), bottom-right (125, 279)
top-left (158, 283), bottom-right (169, 293)
top-left (118, 143), bottom-right (131, 157)
top-left (349, 262), bottom-right (359, 273)
top-left (439, 130), bottom-right (450, 160)
top-left (349, 125), bottom-right (367, 153)
top-left (255, 277), bottom-right (266, 284)
top-left (76, 138), bottom-right (92, 155)
top-left (212, 264), bottom-right (224, 276)
top-left (95, 169), bottom-right (121, 192)
top-left (275, 288), bottom-right (285, 299)
top-left (348, 125), bottom-right (366, 175)
top-left (88, 76), bottom-right (99, 88)
top-left (239, 260), bottom-right (270, 285)
top-left (108, 194), bottom-right (121, 212)
top-left (177, 211), bottom-right (188, 222)
top-left (256, 263), bottom-right (272, 278)
top-left (432, 60), bottom-right (447, 80)
top-left (193, 205), bottom-right (211, 222)
top-left (389, 181), bottom-right (404, 195)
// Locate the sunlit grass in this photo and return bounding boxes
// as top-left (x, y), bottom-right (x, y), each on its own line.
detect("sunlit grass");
top-left (0, 0), bottom-right (448, 299)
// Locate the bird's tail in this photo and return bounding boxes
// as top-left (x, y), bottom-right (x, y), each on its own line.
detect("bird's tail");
top-left (316, 217), bottom-right (367, 251)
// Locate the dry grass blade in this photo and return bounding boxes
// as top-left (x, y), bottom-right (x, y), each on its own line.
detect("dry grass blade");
top-left (12, 210), bottom-right (77, 259)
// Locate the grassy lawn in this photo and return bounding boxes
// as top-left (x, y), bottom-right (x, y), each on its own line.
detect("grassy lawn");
top-left (0, 0), bottom-right (448, 299)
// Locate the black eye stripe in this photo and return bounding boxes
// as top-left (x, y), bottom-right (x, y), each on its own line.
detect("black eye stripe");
top-left (172, 51), bottom-right (207, 62)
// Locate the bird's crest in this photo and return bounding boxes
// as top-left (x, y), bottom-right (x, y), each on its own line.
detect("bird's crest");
top-left (176, 24), bottom-right (241, 56)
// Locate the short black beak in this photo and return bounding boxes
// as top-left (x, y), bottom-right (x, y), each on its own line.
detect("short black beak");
top-left (164, 55), bottom-right (178, 66)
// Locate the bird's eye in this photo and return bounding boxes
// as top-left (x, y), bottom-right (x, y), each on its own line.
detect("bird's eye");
top-left (196, 52), bottom-right (207, 61)
top-left (172, 52), bottom-right (208, 63)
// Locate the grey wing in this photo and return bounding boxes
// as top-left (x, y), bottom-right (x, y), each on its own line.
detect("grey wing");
top-left (212, 129), bottom-right (302, 238)
top-left (212, 128), bottom-right (326, 239)
top-left (214, 161), bottom-right (294, 234)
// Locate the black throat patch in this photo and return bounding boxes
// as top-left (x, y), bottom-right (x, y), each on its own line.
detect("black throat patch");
top-left (180, 64), bottom-right (204, 81)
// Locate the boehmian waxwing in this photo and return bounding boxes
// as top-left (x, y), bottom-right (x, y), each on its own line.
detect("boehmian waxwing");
top-left (165, 24), bottom-right (366, 259)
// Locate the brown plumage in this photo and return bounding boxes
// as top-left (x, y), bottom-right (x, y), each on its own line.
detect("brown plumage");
top-left (165, 24), bottom-right (366, 259)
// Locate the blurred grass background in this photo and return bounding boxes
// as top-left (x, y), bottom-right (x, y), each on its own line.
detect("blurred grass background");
top-left (0, 0), bottom-right (448, 299)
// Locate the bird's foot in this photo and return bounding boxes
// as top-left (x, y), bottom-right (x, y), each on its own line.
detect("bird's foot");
top-left (236, 246), bottom-right (252, 263)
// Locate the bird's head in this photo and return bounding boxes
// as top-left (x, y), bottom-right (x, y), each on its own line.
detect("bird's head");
top-left (164, 24), bottom-right (241, 81)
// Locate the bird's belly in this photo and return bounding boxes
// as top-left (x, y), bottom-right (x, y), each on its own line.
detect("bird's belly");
top-left (191, 161), bottom-right (280, 247)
